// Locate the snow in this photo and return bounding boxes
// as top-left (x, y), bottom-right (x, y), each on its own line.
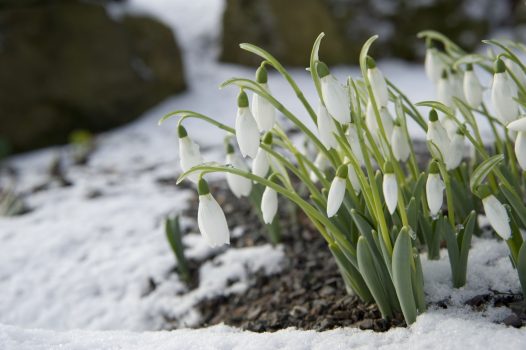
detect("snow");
top-left (1, 0), bottom-right (525, 348)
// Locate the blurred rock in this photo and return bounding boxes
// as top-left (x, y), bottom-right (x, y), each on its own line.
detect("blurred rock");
top-left (220, 0), bottom-right (515, 66)
top-left (0, 0), bottom-right (185, 153)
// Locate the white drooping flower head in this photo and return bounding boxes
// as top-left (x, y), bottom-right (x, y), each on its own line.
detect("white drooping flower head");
top-left (426, 109), bottom-right (450, 161)
top-left (382, 162), bottom-right (398, 215)
top-left (507, 116), bottom-right (526, 132)
top-left (426, 161), bottom-right (444, 217)
top-left (425, 44), bottom-right (445, 84)
top-left (365, 102), bottom-right (394, 155)
top-left (343, 156), bottom-right (361, 195)
top-left (225, 143), bottom-right (252, 198)
top-left (235, 90), bottom-right (260, 158)
top-left (345, 123), bottom-right (365, 166)
top-left (317, 103), bottom-right (338, 149)
top-left (178, 125), bottom-right (204, 183)
top-left (437, 70), bottom-right (453, 108)
top-left (491, 58), bottom-right (519, 125)
top-left (261, 183), bottom-right (278, 224)
top-left (197, 178), bottom-right (230, 247)
top-left (445, 130), bottom-right (465, 170)
top-left (391, 123), bottom-right (410, 162)
top-left (310, 152), bottom-right (329, 182)
top-left (463, 64), bottom-right (483, 108)
top-left (327, 165), bottom-right (348, 217)
top-left (479, 185), bottom-right (511, 241)
top-left (317, 61), bottom-right (350, 124)
top-left (251, 65), bottom-right (276, 132)
top-left (514, 131), bottom-right (526, 171)
top-left (366, 56), bottom-right (389, 108)
top-left (251, 132), bottom-right (272, 178)
top-left (450, 68), bottom-right (466, 103)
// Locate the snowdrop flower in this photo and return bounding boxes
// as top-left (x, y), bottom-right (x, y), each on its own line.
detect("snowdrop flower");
top-left (425, 44), bottom-right (445, 84)
top-left (317, 61), bottom-right (350, 124)
top-left (366, 102), bottom-right (394, 150)
top-left (251, 65), bottom-right (276, 132)
top-left (178, 125), bottom-right (204, 183)
top-left (343, 156), bottom-right (361, 194)
top-left (235, 90), bottom-right (260, 158)
top-left (197, 178), bottom-right (230, 247)
top-left (442, 116), bottom-right (458, 140)
top-left (261, 184), bottom-right (278, 224)
top-left (327, 165), bottom-right (348, 217)
top-left (437, 70), bottom-right (453, 108)
top-left (225, 143), bottom-right (252, 198)
top-left (507, 117), bottom-right (526, 132)
top-left (491, 58), bottom-right (519, 125)
top-left (514, 131), bottom-right (526, 170)
top-left (310, 152), bottom-right (329, 182)
top-left (463, 64), bottom-right (483, 108)
top-left (426, 110), bottom-right (450, 161)
top-left (366, 57), bottom-right (389, 108)
top-left (317, 103), bottom-right (338, 149)
top-left (479, 186), bottom-right (511, 240)
top-left (252, 148), bottom-right (270, 178)
top-left (345, 123), bottom-right (365, 166)
top-left (391, 122), bottom-right (410, 162)
top-left (383, 162), bottom-right (398, 215)
top-left (426, 161), bottom-right (444, 217)
top-left (445, 130), bottom-right (465, 170)
top-left (450, 68), bottom-right (465, 103)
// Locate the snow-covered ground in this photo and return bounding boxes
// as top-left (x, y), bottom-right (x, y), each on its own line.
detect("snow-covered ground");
top-left (1, 0), bottom-right (525, 349)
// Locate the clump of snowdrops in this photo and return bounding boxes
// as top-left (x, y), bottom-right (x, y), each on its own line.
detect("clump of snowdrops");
top-left (161, 31), bottom-right (526, 325)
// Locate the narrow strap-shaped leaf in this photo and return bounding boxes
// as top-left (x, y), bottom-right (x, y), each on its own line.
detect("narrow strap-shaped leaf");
top-left (411, 249), bottom-right (427, 313)
top-left (469, 154), bottom-right (504, 193)
top-left (392, 228), bottom-right (418, 325)
top-left (501, 186), bottom-right (526, 230)
top-left (406, 197), bottom-right (419, 233)
top-left (442, 216), bottom-right (460, 275)
top-left (351, 209), bottom-right (383, 260)
top-left (456, 211), bottom-right (476, 288)
top-left (357, 237), bottom-right (393, 319)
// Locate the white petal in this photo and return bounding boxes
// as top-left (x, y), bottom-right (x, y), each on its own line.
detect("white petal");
top-left (317, 104), bottom-right (338, 149)
top-left (483, 195), bottom-right (511, 240)
top-left (345, 124), bottom-right (365, 166)
top-left (251, 84), bottom-right (276, 132)
top-left (348, 165), bottom-right (361, 194)
top-left (321, 75), bottom-right (350, 124)
top-left (425, 48), bottom-right (443, 83)
top-left (437, 76), bottom-right (452, 108)
top-left (515, 131), bottom-right (526, 171)
top-left (391, 126), bottom-right (410, 162)
top-left (235, 107), bottom-right (260, 158)
top-left (327, 176), bottom-right (346, 217)
top-left (310, 152), bottom-right (329, 182)
top-left (442, 117), bottom-right (458, 140)
top-left (252, 148), bottom-right (269, 178)
top-left (426, 120), bottom-right (450, 160)
top-left (445, 133), bottom-right (464, 170)
top-left (198, 194), bottom-right (230, 246)
top-left (383, 173), bottom-right (398, 214)
top-left (368, 67), bottom-right (389, 108)
top-left (226, 154), bottom-right (252, 198)
top-left (507, 117), bottom-right (526, 132)
top-left (491, 73), bottom-right (519, 124)
top-left (426, 173), bottom-right (444, 216)
top-left (179, 136), bottom-right (203, 183)
top-left (463, 70), bottom-right (483, 108)
top-left (261, 187), bottom-right (278, 224)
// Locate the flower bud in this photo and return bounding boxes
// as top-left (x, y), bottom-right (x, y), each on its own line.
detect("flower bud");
top-left (343, 156), bottom-right (361, 194)
top-left (445, 130), bottom-right (465, 170)
top-left (345, 123), bottom-right (365, 166)
top-left (178, 125), bottom-right (204, 183)
top-left (318, 61), bottom-right (350, 124)
top-left (383, 162), bottom-right (398, 215)
top-left (252, 66), bottom-right (276, 132)
top-left (252, 147), bottom-right (270, 178)
top-left (225, 144), bottom-right (252, 198)
top-left (317, 103), bottom-right (338, 149)
top-left (463, 64), bottom-right (483, 108)
top-left (480, 187), bottom-right (511, 240)
top-left (391, 123), bottom-right (410, 162)
top-left (515, 131), bottom-right (526, 171)
top-left (197, 178), bottom-right (230, 247)
top-left (261, 185), bottom-right (278, 224)
top-left (426, 110), bottom-right (450, 161)
top-left (491, 58), bottom-right (519, 125)
top-left (367, 56), bottom-right (389, 108)
top-left (235, 90), bottom-right (260, 158)
top-left (426, 162), bottom-right (444, 217)
top-left (425, 45), bottom-right (445, 84)
top-left (437, 70), bottom-right (453, 108)
top-left (327, 165), bottom-right (348, 217)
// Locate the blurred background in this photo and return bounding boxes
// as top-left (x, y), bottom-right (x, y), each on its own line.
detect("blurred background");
top-left (0, 0), bottom-right (524, 156)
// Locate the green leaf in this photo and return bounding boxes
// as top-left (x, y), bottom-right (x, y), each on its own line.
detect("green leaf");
top-left (392, 228), bottom-right (418, 325)
top-left (357, 237), bottom-right (393, 318)
top-left (501, 185), bottom-right (526, 229)
top-left (456, 211), bottom-right (476, 287)
top-left (406, 197), bottom-right (419, 233)
top-left (310, 33), bottom-right (325, 104)
top-left (469, 154), bottom-right (504, 193)
top-left (359, 35), bottom-right (379, 78)
top-left (165, 216), bottom-right (191, 284)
